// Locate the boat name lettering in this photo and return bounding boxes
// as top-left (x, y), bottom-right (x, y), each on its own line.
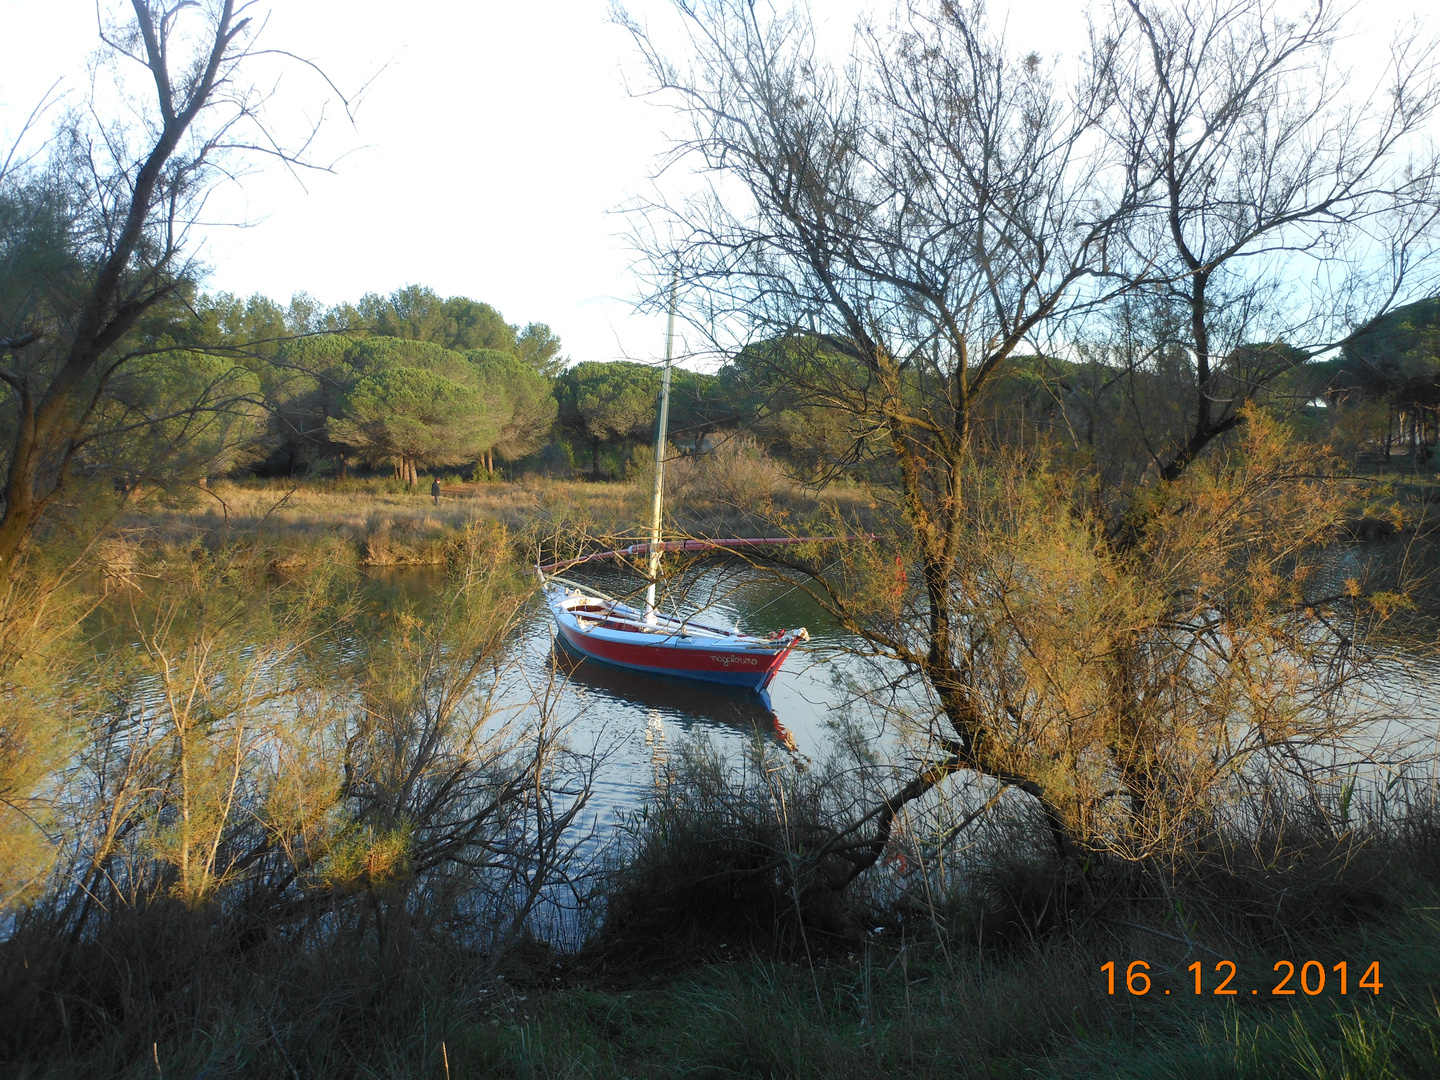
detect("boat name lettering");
top-left (709, 654), bottom-right (760, 666)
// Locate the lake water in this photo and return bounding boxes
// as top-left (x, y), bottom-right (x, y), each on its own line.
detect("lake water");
top-left (373, 555), bottom-right (1440, 834)
top-left (492, 557), bottom-right (887, 828)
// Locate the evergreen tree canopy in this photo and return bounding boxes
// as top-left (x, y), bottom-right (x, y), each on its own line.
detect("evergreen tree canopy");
top-left (328, 365), bottom-right (499, 478)
top-left (719, 336), bottom-right (879, 479)
top-left (515, 322), bottom-right (567, 378)
top-left (1331, 298), bottom-right (1440, 408)
top-left (469, 351), bottom-right (559, 462)
top-left (556, 361), bottom-right (661, 475)
top-left (357, 285), bottom-right (514, 352)
top-left (355, 285), bottom-right (569, 375)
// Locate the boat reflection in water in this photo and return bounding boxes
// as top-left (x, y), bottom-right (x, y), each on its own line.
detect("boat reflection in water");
top-left (551, 637), bottom-right (799, 752)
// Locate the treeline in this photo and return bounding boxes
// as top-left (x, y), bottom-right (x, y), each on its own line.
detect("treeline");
top-left (1309, 297), bottom-right (1440, 465)
top-left (109, 283), bottom-right (735, 486)
top-left (104, 282), bottom-right (732, 485)
top-left (102, 285), bottom-right (1440, 498)
top-left (129, 285), bottom-right (560, 485)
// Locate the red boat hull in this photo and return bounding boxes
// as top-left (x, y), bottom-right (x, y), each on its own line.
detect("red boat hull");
top-left (545, 586), bottom-right (803, 691)
top-left (555, 618), bottom-right (794, 689)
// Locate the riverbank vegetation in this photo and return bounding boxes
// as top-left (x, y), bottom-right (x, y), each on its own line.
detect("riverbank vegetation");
top-left (4, 0), bottom-right (1440, 1076)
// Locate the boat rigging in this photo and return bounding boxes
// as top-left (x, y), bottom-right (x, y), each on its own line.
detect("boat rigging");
top-left (539, 274), bottom-right (810, 697)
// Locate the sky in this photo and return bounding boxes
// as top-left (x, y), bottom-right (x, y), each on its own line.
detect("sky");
top-left (0, 0), bottom-right (1432, 369)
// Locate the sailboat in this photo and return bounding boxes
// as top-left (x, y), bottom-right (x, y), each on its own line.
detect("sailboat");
top-left (539, 279), bottom-right (808, 695)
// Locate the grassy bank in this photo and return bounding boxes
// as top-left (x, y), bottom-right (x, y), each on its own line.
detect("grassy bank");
top-left (110, 468), bottom-right (877, 570)
top-left (10, 881), bottom-right (1436, 1078)
top-left (114, 477), bottom-right (647, 568)
top-left (456, 901), bottom-right (1440, 1080)
top-left (1347, 466), bottom-right (1440, 539)
top-left (108, 453), bottom-right (1436, 577)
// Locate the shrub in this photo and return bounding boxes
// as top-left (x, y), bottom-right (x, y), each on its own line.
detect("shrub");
top-left (0, 530), bottom-right (592, 1063)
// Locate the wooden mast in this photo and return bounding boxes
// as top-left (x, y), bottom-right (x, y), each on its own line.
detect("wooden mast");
top-left (644, 270), bottom-right (678, 623)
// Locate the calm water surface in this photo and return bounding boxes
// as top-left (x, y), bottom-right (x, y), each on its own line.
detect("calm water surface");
top-left (372, 557), bottom-right (1440, 828)
top-left (374, 557), bottom-right (891, 827)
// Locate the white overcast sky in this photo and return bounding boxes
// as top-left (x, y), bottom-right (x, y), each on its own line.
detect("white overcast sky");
top-left (1, 0), bottom-right (1432, 368)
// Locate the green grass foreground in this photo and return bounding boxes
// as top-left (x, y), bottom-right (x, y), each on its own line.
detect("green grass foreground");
top-left (12, 893), bottom-right (1435, 1079)
top-left (406, 906), bottom-right (1440, 1080)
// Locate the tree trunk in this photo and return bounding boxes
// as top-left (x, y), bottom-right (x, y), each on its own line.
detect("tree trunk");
top-left (0, 384), bottom-right (41, 579)
top-left (0, 2), bottom-right (244, 587)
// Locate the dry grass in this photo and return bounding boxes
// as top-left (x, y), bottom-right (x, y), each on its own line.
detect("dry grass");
top-left (113, 471), bottom-right (880, 567)
top-left (114, 478), bottom-right (646, 566)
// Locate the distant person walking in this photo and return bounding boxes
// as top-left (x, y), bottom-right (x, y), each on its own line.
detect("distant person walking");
top-left (431, 477), bottom-right (441, 505)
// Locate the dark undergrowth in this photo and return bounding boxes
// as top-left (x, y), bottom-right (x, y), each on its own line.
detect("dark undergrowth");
top-left (5, 773), bottom-right (1439, 1079)
top-left (3, 884), bottom-right (1436, 1078)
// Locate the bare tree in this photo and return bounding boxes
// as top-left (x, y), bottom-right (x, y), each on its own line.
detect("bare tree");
top-left (622, 0), bottom-right (1429, 881)
top-left (1098, 0), bottom-right (1440, 484)
top-left (622, 0), bottom-right (1144, 859)
top-left (0, 0), bottom-right (352, 586)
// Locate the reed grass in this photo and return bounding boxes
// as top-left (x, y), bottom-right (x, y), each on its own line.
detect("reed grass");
top-left (113, 471), bottom-right (879, 569)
